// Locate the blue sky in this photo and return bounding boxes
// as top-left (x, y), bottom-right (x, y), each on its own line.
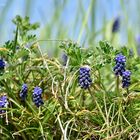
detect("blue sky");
top-left (0, 0), bottom-right (138, 45)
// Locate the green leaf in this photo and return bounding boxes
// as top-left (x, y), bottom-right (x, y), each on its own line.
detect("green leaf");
top-left (14, 48), bottom-right (29, 59)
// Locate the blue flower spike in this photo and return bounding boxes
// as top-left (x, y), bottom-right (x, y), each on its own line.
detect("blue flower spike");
top-left (0, 95), bottom-right (8, 115)
top-left (33, 86), bottom-right (44, 107)
top-left (79, 66), bottom-right (92, 89)
top-left (0, 59), bottom-right (5, 70)
top-left (112, 17), bottom-right (120, 33)
top-left (113, 54), bottom-right (126, 76)
top-left (19, 84), bottom-right (28, 101)
top-left (122, 70), bottom-right (131, 88)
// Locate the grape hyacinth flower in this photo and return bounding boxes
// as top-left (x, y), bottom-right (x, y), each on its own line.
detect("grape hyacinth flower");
top-left (33, 87), bottom-right (44, 107)
top-left (113, 54), bottom-right (126, 76)
top-left (0, 95), bottom-right (8, 114)
top-left (0, 59), bottom-right (5, 70)
top-left (19, 84), bottom-right (28, 101)
top-left (122, 70), bottom-right (131, 88)
top-left (62, 53), bottom-right (68, 66)
top-left (112, 17), bottom-right (120, 33)
top-left (79, 66), bottom-right (92, 89)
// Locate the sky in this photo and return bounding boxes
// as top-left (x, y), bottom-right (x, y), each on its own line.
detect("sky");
top-left (0, 0), bottom-right (139, 45)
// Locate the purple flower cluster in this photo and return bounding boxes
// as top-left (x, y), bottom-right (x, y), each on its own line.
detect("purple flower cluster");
top-left (114, 54), bottom-right (131, 88)
top-left (0, 59), bottom-right (5, 69)
top-left (122, 70), bottom-right (131, 88)
top-left (19, 84), bottom-right (44, 107)
top-left (113, 54), bottom-right (126, 76)
top-left (112, 17), bottom-right (120, 33)
top-left (62, 53), bottom-right (68, 66)
top-left (0, 95), bottom-right (8, 114)
top-left (79, 66), bottom-right (92, 89)
top-left (33, 87), bottom-right (44, 107)
top-left (19, 84), bottom-right (28, 101)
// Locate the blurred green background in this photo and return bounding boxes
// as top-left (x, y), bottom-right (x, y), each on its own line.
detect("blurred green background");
top-left (0, 0), bottom-right (140, 56)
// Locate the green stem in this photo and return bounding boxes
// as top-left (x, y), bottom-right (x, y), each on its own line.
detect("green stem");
top-left (116, 76), bottom-right (120, 97)
top-left (110, 33), bottom-right (115, 44)
top-left (13, 26), bottom-right (18, 54)
top-left (88, 88), bottom-right (106, 121)
top-left (39, 121), bottom-right (46, 140)
top-left (82, 91), bottom-right (85, 107)
top-left (126, 88), bottom-right (129, 94)
top-left (31, 39), bottom-right (70, 47)
top-left (115, 76), bottom-right (124, 132)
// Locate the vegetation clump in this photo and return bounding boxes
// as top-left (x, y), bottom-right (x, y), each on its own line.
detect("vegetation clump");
top-left (0, 15), bottom-right (140, 140)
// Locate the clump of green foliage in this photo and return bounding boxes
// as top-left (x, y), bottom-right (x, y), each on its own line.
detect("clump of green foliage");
top-left (0, 15), bottom-right (140, 140)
